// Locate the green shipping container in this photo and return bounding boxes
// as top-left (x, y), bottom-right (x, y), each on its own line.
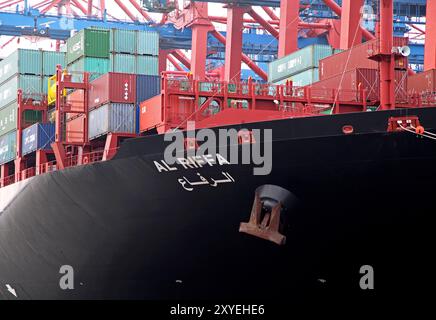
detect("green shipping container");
top-left (67, 57), bottom-right (110, 82)
top-left (137, 30), bottom-right (159, 56)
top-left (274, 68), bottom-right (319, 87)
top-left (136, 55), bottom-right (159, 75)
top-left (111, 54), bottom-right (136, 74)
top-left (66, 29), bottom-right (110, 65)
top-left (268, 45), bottom-right (334, 83)
top-left (0, 75), bottom-right (44, 109)
top-left (0, 130), bottom-right (17, 165)
top-left (23, 110), bottom-right (43, 124)
top-left (111, 29), bottom-right (136, 54)
top-left (0, 49), bottom-right (43, 85)
top-left (42, 76), bottom-right (50, 94)
top-left (43, 51), bottom-right (66, 76)
top-left (0, 102), bottom-right (17, 136)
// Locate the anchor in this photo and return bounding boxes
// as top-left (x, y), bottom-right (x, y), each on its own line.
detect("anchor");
top-left (239, 185), bottom-right (298, 246)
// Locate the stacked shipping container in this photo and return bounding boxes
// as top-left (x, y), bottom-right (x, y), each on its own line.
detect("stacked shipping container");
top-left (66, 28), bottom-right (111, 82)
top-left (21, 123), bottom-right (55, 156)
top-left (268, 45), bottom-right (337, 87)
top-left (1, 28), bottom-right (162, 170)
top-left (319, 37), bottom-right (409, 81)
top-left (87, 73), bottom-right (137, 140)
top-left (110, 29), bottom-right (159, 76)
top-left (66, 72), bottom-right (161, 140)
top-left (64, 27), bottom-right (161, 142)
top-left (307, 37), bottom-right (410, 104)
top-left (66, 28), bottom-right (160, 80)
top-left (66, 72), bottom-right (137, 143)
top-left (136, 75), bottom-right (161, 134)
top-left (0, 49), bottom-right (65, 165)
top-left (408, 69), bottom-right (436, 95)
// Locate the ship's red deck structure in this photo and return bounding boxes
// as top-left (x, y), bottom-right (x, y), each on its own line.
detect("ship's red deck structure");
top-left (140, 71), bottom-right (436, 134)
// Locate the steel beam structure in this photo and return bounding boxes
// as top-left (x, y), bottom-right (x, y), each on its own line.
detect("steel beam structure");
top-left (247, 8), bottom-right (279, 38)
top-left (339, 0), bottom-right (364, 49)
top-left (211, 30), bottom-right (268, 81)
top-left (322, 0), bottom-right (376, 41)
top-left (168, 54), bottom-right (185, 72)
top-left (223, 5), bottom-right (246, 82)
top-left (189, 2), bottom-right (212, 80)
top-left (424, 0), bottom-right (436, 71)
top-left (171, 50), bottom-right (192, 69)
top-left (159, 49), bottom-right (170, 73)
top-left (379, 0), bottom-right (395, 110)
top-left (279, 0), bottom-right (299, 57)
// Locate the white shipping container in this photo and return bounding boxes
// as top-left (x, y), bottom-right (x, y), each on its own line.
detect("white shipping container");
top-left (88, 103), bottom-right (135, 140)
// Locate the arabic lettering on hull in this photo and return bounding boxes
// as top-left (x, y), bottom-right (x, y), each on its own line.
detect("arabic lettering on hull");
top-left (178, 172), bottom-right (236, 192)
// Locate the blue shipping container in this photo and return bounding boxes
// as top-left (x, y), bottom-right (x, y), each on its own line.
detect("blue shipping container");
top-left (22, 122), bottom-right (55, 156)
top-left (136, 75), bottom-right (161, 104)
top-left (135, 104), bottom-right (142, 134)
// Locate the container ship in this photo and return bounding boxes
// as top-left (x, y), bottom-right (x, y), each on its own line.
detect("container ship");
top-left (0, 0), bottom-right (435, 300)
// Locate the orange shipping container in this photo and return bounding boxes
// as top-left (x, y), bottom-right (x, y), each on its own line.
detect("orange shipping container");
top-left (310, 68), bottom-right (408, 103)
top-left (139, 95), bottom-right (163, 133)
top-left (319, 37), bottom-right (409, 81)
top-left (65, 115), bottom-right (86, 144)
top-left (408, 69), bottom-right (436, 95)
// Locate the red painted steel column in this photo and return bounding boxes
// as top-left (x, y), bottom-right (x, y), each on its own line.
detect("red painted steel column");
top-left (278, 0), bottom-right (299, 58)
top-left (0, 165), bottom-right (8, 187)
top-left (87, 0), bottom-right (93, 17)
top-left (15, 89), bottom-right (23, 181)
top-left (99, 0), bottom-right (106, 19)
top-left (159, 49), bottom-right (169, 74)
top-left (322, 0), bottom-right (375, 41)
top-left (424, 0), bottom-right (436, 71)
top-left (55, 66), bottom-right (62, 143)
top-left (211, 30), bottom-right (268, 81)
top-left (190, 3), bottom-right (212, 80)
top-left (14, 158), bottom-right (24, 182)
top-left (36, 150), bottom-right (48, 175)
top-left (224, 5), bottom-right (246, 82)
top-left (340, 0), bottom-right (364, 49)
top-left (379, 0), bottom-right (395, 110)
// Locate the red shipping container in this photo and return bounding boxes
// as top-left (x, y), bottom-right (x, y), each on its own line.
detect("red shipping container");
top-left (319, 42), bottom-right (378, 81)
top-left (66, 115), bottom-right (86, 144)
top-left (88, 72), bottom-right (136, 110)
top-left (139, 94), bottom-right (164, 133)
top-left (408, 69), bottom-right (436, 95)
top-left (319, 37), bottom-right (409, 80)
top-left (66, 89), bottom-right (86, 120)
top-left (311, 68), bottom-right (379, 102)
top-left (395, 70), bottom-right (409, 102)
top-left (310, 68), bottom-right (408, 103)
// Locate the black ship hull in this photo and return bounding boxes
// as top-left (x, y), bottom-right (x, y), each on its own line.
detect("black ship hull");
top-left (0, 107), bottom-right (435, 300)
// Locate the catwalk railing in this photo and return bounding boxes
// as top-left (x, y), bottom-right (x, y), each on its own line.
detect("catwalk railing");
top-left (155, 76), bottom-right (436, 132)
top-left (0, 148), bottom-right (119, 189)
top-left (164, 78), bottom-right (416, 104)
